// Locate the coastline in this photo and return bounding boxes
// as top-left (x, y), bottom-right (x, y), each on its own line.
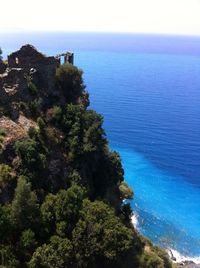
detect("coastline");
top-left (131, 214), bottom-right (200, 267)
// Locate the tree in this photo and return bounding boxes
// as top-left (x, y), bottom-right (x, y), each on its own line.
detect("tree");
top-left (72, 199), bottom-right (134, 267)
top-left (41, 185), bottom-right (86, 237)
top-left (15, 138), bottom-right (47, 174)
top-left (83, 110), bottom-right (106, 153)
top-left (11, 176), bottom-right (39, 230)
top-left (55, 185), bottom-right (86, 234)
top-left (41, 193), bottom-right (57, 236)
top-left (0, 164), bottom-right (15, 193)
top-left (14, 138), bottom-right (47, 188)
top-left (19, 229), bottom-right (37, 262)
top-left (56, 63), bottom-right (85, 103)
top-left (0, 205), bottom-right (13, 243)
top-left (29, 236), bottom-right (72, 268)
top-left (20, 229), bottom-right (37, 251)
top-left (0, 245), bottom-right (19, 268)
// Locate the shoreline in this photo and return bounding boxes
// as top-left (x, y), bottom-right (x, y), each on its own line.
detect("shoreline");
top-left (168, 249), bottom-right (200, 267)
top-left (131, 214), bottom-right (200, 266)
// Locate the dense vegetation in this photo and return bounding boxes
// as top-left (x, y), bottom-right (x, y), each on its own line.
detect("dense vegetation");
top-left (0, 56), bottom-right (173, 267)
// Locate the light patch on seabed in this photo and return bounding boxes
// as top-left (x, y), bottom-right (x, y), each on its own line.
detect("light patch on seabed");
top-left (111, 145), bottom-right (200, 260)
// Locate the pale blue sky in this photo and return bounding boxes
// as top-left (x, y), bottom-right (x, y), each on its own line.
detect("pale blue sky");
top-left (0, 0), bottom-right (200, 35)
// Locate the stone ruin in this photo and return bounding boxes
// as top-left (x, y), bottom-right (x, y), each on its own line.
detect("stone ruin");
top-left (0, 59), bottom-right (6, 74)
top-left (0, 44), bottom-right (74, 104)
top-left (55, 52), bottom-right (74, 65)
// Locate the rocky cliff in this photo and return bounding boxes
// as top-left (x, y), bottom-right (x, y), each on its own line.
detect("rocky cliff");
top-left (0, 45), bottom-right (173, 268)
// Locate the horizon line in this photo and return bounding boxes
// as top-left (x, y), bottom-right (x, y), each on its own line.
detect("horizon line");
top-left (1, 29), bottom-right (200, 39)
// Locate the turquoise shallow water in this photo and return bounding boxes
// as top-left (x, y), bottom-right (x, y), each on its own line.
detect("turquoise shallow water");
top-left (1, 33), bottom-right (200, 257)
top-left (114, 147), bottom-right (200, 256)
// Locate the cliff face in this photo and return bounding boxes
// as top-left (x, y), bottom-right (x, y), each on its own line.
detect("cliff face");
top-left (0, 45), bottom-right (172, 268)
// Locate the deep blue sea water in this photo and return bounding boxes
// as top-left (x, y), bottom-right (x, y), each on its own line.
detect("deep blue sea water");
top-left (1, 32), bottom-right (200, 258)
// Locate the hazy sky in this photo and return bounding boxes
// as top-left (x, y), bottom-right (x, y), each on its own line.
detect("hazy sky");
top-left (0, 0), bottom-right (200, 35)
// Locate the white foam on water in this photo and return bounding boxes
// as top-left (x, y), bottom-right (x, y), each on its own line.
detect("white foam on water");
top-left (131, 213), bottom-right (139, 230)
top-left (168, 249), bottom-right (200, 264)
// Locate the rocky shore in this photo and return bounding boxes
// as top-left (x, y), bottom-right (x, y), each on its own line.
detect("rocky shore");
top-left (168, 250), bottom-right (200, 268)
top-left (177, 261), bottom-right (200, 268)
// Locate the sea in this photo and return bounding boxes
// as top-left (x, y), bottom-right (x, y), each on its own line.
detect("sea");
top-left (1, 32), bottom-right (200, 261)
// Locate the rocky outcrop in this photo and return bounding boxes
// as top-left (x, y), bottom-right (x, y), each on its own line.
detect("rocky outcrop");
top-left (168, 250), bottom-right (200, 268)
top-left (0, 115), bottom-right (36, 148)
top-left (177, 261), bottom-right (200, 268)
